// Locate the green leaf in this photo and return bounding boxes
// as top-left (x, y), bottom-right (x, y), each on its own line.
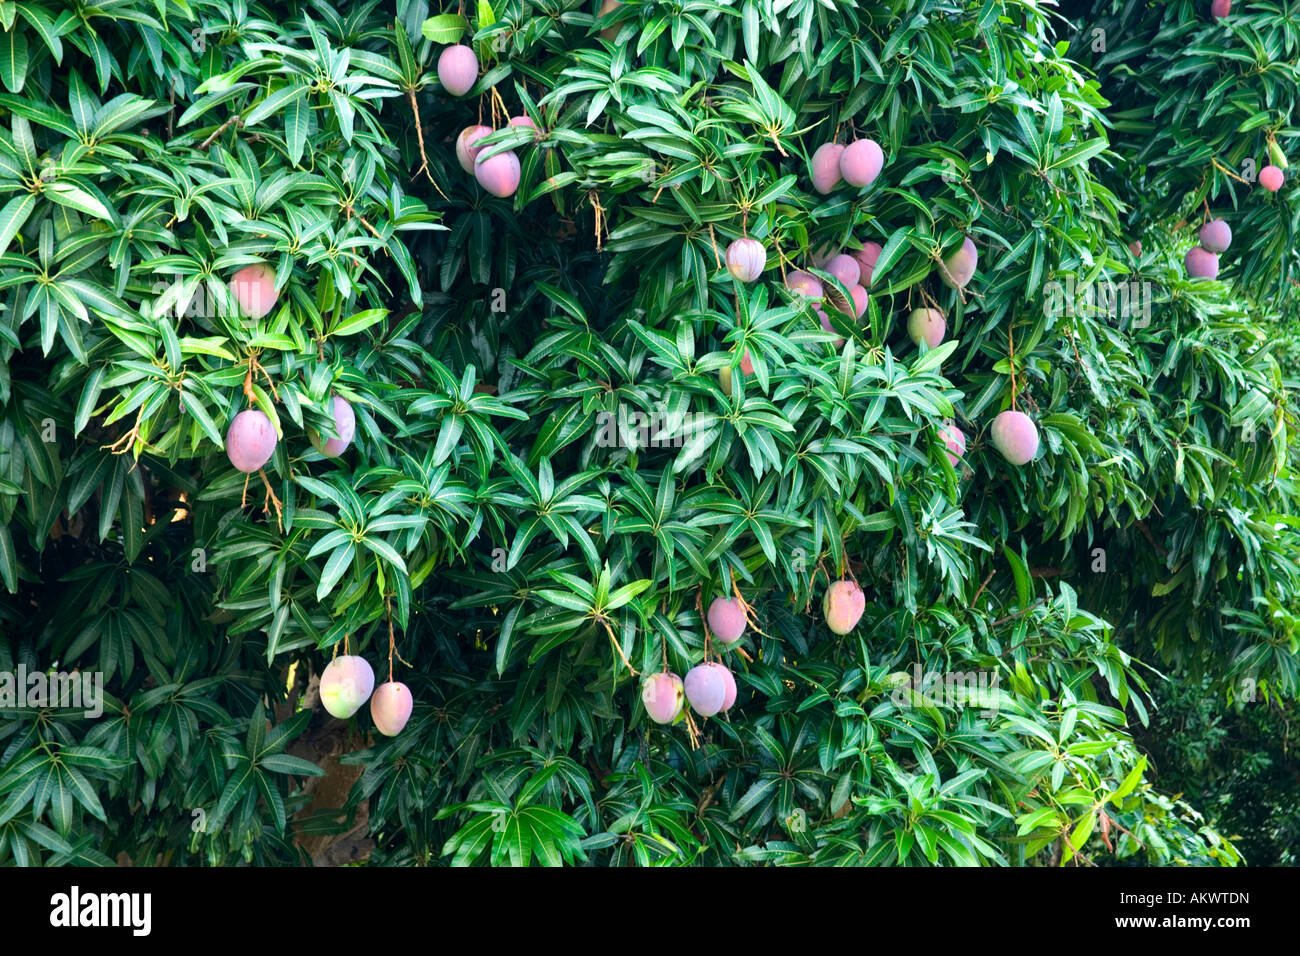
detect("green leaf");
top-left (0, 192), bottom-right (35, 255)
top-left (62, 766), bottom-right (107, 823)
top-left (729, 777), bottom-right (778, 820)
top-left (15, 5), bottom-right (64, 63)
top-left (257, 754), bottom-right (325, 776)
top-left (285, 92), bottom-right (309, 166)
top-left (316, 543), bottom-right (356, 600)
top-left (1066, 809), bottom-right (1096, 855)
top-left (1002, 545), bottom-right (1030, 609)
top-left (422, 14), bottom-right (469, 44)
top-left (0, 522), bottom-right (17, 592)
top-left (45, 182), bottom-right (113, 221)
top-left (329, 308), bottom-right (388, 337)
top-left (0, 26), bottom-right (28, 93)
top-left (208, 768), bottom-right (253, 832)
top-left (243, 82), bottom-right (308, 128)
top-left (1048, 138), bottom-right (1108, 170)
top-left (361, 535), bottom-right (408, 573)
top-left (1109, 756), bottom-right (1147, 805)
top-left (911, 339), bottom-right (958, 374)
top-left (73, 365), bottom-right (105, 436)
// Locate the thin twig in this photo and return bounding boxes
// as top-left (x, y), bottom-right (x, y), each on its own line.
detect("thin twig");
top-left (1135, 519), bottom-right (1169, 559)
top-left (707, 222), bottom-right (722, 271)
top-left (1009, 322), bottom-right (1018, 411)
top-left (259, 469), bottom-right (283, 531)
top-left (970, 567), bottom-right (996, 608)
top-left (406, 88), bottom-right (448, 200)
top-left (599, 617), bottom-right (638, 676)
top-left (199, 115), bottom-right (242, 150)
top-left (1210, 157), bottom-right (1250, 185)
top-left (990, 598), bottom-right (1045, 627)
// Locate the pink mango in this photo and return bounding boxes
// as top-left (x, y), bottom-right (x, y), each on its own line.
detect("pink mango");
top-left (707, 596), bottom-right (747, 643)
top-left (684, 663), bottom-right (727, 717)
top-left (939, 236), bottom-right (977, 290)
top-left (1184, 246), bottom-right (1219, 280)
top-left (1198, 218), bottom-right (1231, 253)
top-left (704, 662), bottom-right (738, 711)
top-left (810, 143), bottom-right (846, 194)
top-left (320, 655), bottom-right (376, 719)
top-left (938, 419), bottom-right (966, 466)
top-left (823, 579), bottom-right (865, 634)
top-left (456, 125), bottom-right (494, 173)
top-left (229, 263), bottom-right (278, 319)
top-left (726, 238), bottom-right (766, 282)
top-left (226, 409), bottom-right (277, 473)
top-left (370, 681), bottom-right (413, 736)
top-left (990, 410), bottom-right (1039, 466)
top-left (642, 672), bottom-right (684, 724)
top-left (309, 395), bottom-right (356, 457)
top-left (852, 242), bottom-right (883, 287)
top-left (437, 45), bottom-right (478, 96)
top-left (848, 284), bottom-right (868, 318)
top-left (825, 254), bottom-right (861, 288)
top-left (474, 150), bottom-right (521, 198)
top-left (839, 138), bottom-right (884, 187)
top-left (907, 308), bottom-right (946, 348)
top-left (786, 270), bottom-right (824, 300)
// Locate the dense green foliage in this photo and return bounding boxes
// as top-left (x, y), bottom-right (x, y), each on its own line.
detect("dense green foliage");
top-left (0, 0), bottom-right (1295, 867)
top-left (1132, 676), bottom-right (1298, 867)
top-left (1067, 0), bottom-right (1300, 866)
top-left (1069, 0), bottom-right (1300, 297)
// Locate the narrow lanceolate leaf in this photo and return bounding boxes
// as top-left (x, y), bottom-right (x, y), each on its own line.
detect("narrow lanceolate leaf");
top-left (0, 26), bottom-right (28, 93)
top-left (0, 522), bottom-right (17, 592)
top-left (208, 768), bottom-right (253, 832)
top-left (257, 754), bottom-right (325, 776)
top-left (729, 777), bottom-right (778, 820)
top-left (180, 390), bottom-right (225, 448)
top-left (63, 766), bottom-right (107, 822)
top-left (16, 5), bottom-right (64, 63)
top-left (1109, 756), bottom-right (1147, 805)
top-left (316, 543), bottom-right (356, 601)
top-left (1047, 138), bottom-right (1108, 170)
top-left (285, 92), bottom-right (309, 165)
top-left (44, 181), bottom-right (113, 221)
top-left (0, 192), bottom-right (35, 254)
top-left (329, 308), bottom-right (387, 337)
top-left (361, 535), bottom-right (408, 573)
top-left (243, 82), bottom-right (308, 127)
top-left (73, 365), bottom-right (105, 436)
